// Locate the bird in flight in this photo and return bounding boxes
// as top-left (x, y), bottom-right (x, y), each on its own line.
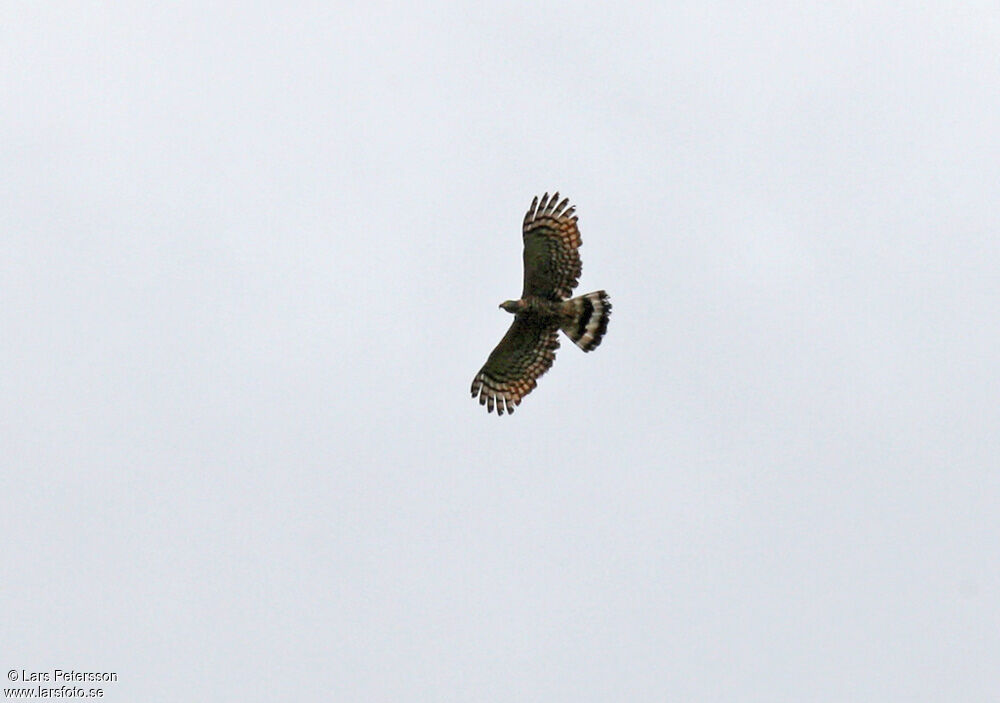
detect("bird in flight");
top-left (471, 193), bottom-right (611, 415)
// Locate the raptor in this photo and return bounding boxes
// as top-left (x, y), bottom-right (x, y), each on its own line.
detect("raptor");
top-left (471, 193), bottom-right (611, 415)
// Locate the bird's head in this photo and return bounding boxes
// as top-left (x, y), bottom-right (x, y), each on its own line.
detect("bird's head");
top-left (499, 300), bottom-right (521, 314)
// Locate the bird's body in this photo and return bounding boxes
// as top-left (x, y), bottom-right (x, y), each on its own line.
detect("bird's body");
top-left (471, 193), bottom-right (611, 415)
top-left (500, 296), bottom-right (567, 318)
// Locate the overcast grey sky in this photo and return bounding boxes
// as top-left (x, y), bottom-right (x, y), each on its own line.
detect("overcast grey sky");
top-left (3, 2), bottom-right (999, 701)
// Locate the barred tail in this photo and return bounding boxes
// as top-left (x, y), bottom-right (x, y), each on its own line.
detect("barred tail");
top-left (561, 290), bottom-right (611, 351)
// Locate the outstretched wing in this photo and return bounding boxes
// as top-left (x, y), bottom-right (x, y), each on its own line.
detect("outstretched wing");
top-left (521, 192), bottom-right (583, 300)
top-left (470, 315), bottom-right (560, 415)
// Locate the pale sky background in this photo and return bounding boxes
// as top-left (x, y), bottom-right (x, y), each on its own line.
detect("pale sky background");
top-left (3, 2), bottom-right (999, 701)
